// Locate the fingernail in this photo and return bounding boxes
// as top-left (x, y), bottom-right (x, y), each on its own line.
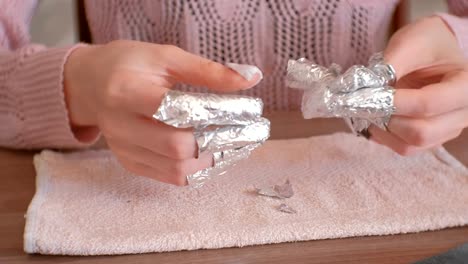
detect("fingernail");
top-left (226, 63), bottom-right (263, 87)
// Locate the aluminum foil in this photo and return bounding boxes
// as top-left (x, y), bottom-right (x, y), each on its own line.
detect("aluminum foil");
top-left (255, 179), bottom-right (294, 199)
top-left (153, 90), bottom-right (263, 128)
top-left (153, 90), bottom-right (270, 187)
top-left (278, 203), bottom-right (297, 214)
top-left (195, 118), bottom-right (270, 154)
top-left (187, 143), bottom-right (261, 187)
top-left (286, 52), bottom-right (396, 136)
top-left (253, 179), bottom-right (296, 214)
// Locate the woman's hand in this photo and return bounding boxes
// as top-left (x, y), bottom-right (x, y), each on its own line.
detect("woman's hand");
top-left (370, 16), bottom-right (468, 155)
top-left (64, 40), bottom-right (261, 185)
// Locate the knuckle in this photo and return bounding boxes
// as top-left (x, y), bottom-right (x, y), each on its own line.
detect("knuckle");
top-left (107, 39), bottom-right (132, 49)
top-left (395, 145), bottom-right (415, 156)
top-left (99, 118), bottom-right (115, 137)
top-left (103, 73), bottom-right (128, 108)
top-left (414, 94), bottom-right (435, 117)
top-left (172, 175), bottom-right (188, 187)
top-left (168, 161), bottom-right (189, 186)
top-left (201, 59), bottom-right (217, 70)
top-left (202, 61), bottom-right (225, 79)
top-left (166, 144), bottom-right (184, 160)
top-left (160, 44), bottom-right (182, 55)
top-left (406, 122), bottom-right (431, 147)
top-left (170, 161), bottom-right (188, 178)
top-left (165, 133), bottom-right (194, 160)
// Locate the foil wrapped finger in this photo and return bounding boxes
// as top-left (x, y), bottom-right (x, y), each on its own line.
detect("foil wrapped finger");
top-left (325, 86), bottom-right (395, 119)
top-left (153, 90), bottom-right (270, 188)
top-left (346, 116), bottom-right (391, 138)
top-left (368, 52), bottom-right (397, 86)
top-left (213, 143), bottom-right (261, 168)
top-left (153, 90), bottom-right (263, 128)
top-left (330, 66), bottom-right (387, 93)
top-left (286, 58), bottom-right (340, 90)
top-left (187, 143), bottom-right (261, 188)
top-left (194, 117), bottom-right (270, 154)
top-left (287, 52), bottom-right (396, 136)
top-left (346, 118), bottom-right (371, 137)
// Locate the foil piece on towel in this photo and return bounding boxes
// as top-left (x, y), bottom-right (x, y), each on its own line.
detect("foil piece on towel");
top-left (278, 203), bottom-right (297, 214)
top-left (153, 90), bottom-right (270, 188)
top-left (255, 179), bottom-right (294, 199)
top-left (286, 52), bottom-right (396, 136)
top-left (153, 90), bottom-right (263, 128)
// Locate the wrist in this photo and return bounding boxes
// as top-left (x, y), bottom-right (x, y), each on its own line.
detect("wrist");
top-left (64, 44), bottom-right (100, 127)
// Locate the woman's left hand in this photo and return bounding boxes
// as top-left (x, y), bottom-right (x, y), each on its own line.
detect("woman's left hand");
top-left (370, 16), bottom-right (468, 155)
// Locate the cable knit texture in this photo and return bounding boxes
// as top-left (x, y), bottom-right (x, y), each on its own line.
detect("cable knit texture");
top-left (0, 1), bottom-right (92, 148)
top-left (24, 133), bottom-right (468, 255)
top-left (1, 0), bottom-right (468, 148)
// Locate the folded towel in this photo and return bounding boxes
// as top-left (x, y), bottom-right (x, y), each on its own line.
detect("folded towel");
top-left (24, 133), bottom-right (468, 255)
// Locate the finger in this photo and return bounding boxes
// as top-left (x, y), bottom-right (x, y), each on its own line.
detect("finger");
top-left (104, 71), bottom-right (169, 118)
top-left (101, 112), bottom-right (198, 160)
top-left (112, 153), bottom-right (188, 186)
top-left (113, 69), bottom-right (261, 119)
top-left (393, 75), bottom-right (468, 118)
top-left (369, 125), bottom-right (462, 156)
top-left (387, 107), bottom-right (468, 147)
top-left (369, 125), bottom-right (423, 156)
top-left (384, 16), bottom-right (463, 78)
top-left (108, 139), bottom-right (213, 176)
top-left (159, 45), bottom-right (262, 92)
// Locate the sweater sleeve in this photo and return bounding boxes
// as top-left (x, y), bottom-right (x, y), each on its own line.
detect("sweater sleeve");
top-left (0, 0), bottom-right (100, 149)
top-left (437, 0), bottom-right (468, 58)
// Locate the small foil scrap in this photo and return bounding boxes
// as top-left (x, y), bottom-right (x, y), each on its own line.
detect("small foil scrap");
top-left (153, 90), bottom-right (270, 188)
top-left (278, 203), bottom-right (297, 214)
top-left (254, 179), bottom-right (296, 214)
top-left (286, 52), bottom-right (397, 136)
top-left (255, 179), bottom-right (294, 199)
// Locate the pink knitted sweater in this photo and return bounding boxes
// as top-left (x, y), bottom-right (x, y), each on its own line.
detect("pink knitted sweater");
top-left (1, 0), bottom-right (468, 149)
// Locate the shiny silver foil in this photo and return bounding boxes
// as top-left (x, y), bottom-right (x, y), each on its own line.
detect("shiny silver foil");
top-left (255, 179), bottom-right (294, 199)
top-left (153, 90), bottom-right (270, 187)
top-left (187, 143), bottom-right (261, 187)
top-left (278, 203), bottom-right (297, 214)
top-left (153, 90), bottom-right (263, 128)
top-left (286, 52), bottom-right (396, 136)
top-left (195, 118), bottom-right (270, 154)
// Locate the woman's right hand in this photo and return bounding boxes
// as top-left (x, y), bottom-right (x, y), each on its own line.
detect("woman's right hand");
top-left (64, 40), bottom-right (262, 186)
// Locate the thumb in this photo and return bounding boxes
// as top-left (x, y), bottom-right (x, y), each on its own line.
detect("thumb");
top-left (384, 16), bottom-right (462, 79)
top-left (162, 46), bottom-right (262, 92)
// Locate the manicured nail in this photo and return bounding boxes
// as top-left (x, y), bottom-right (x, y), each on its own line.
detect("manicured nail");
top-left (226, 63), bottom-right (263, 84)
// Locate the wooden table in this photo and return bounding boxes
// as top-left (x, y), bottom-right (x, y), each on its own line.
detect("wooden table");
top-left (1, 112), bottom-right (467, 264)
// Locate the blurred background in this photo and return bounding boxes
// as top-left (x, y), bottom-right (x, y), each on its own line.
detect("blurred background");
top-left (30, 0), bottom-right (448, 47)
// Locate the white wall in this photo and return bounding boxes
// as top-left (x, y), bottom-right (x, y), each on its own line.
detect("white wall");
top-left (30, 0), bottom-right (77, 46)
top-left (406, 0), bottom-right (447, 23)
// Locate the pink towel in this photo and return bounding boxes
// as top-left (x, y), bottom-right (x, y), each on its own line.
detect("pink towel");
top-left (24, 133), bottom-right (468, 255)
